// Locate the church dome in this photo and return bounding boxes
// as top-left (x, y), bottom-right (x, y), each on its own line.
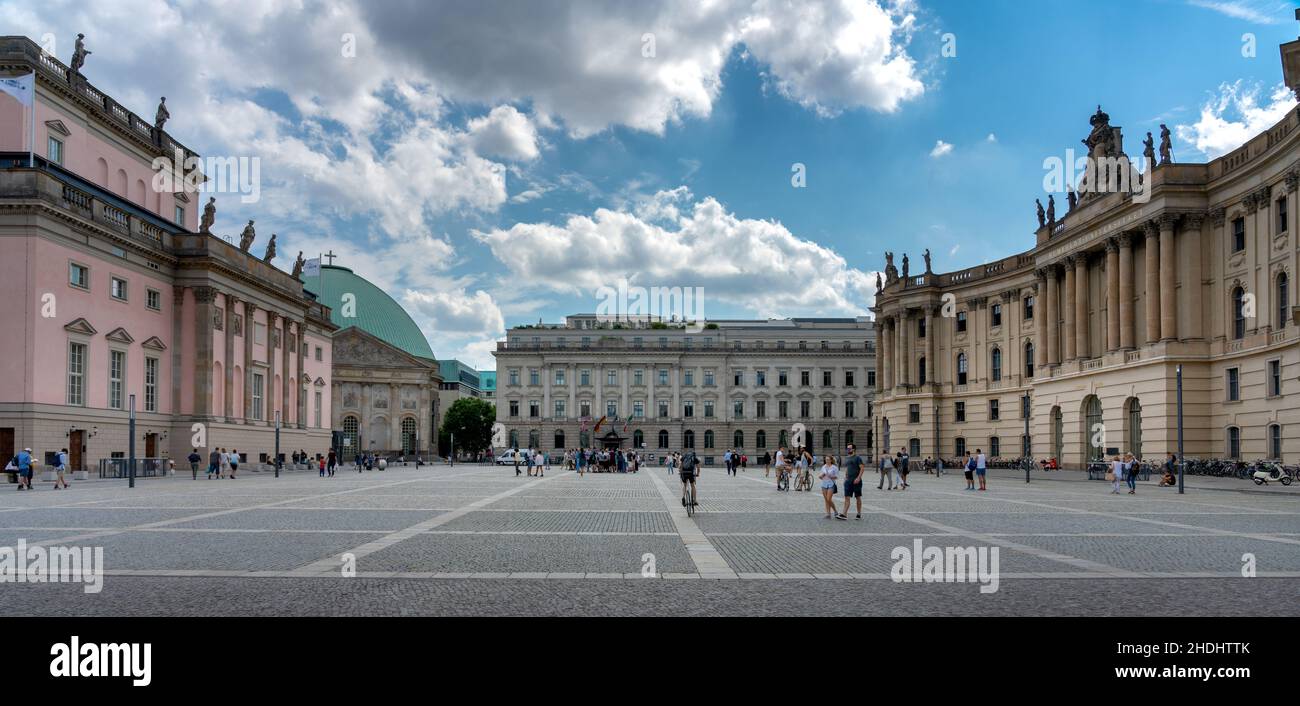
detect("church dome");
top-left (307, 265), bottom-right (436, 361)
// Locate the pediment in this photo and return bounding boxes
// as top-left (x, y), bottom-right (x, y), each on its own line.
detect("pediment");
top-left (105, 327), bottom-right (135, 344)
top-left (64, 317), bottom-right (97, 335)
top-left (44, 119), bottom-right (71, 137)
top-left (141, 335), bottom-right (167, 351)
top-left (332, 326), bottom-right (435, 369)
top-left (314, 377), bottom-right (326, 386)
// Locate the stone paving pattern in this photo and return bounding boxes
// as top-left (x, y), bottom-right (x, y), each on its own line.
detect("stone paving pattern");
top-left (0, 463), bottom-right (1297, 616)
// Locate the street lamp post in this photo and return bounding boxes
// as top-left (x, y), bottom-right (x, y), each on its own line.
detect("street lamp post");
top-left (128, 394), bottom-right (136, 489)
top-left (1023, 392), bottom-right (1031, 483)
top-left (274, 410), bottom-right (282, 478)
top-left (1176, 364), bottom-right (1185, 495)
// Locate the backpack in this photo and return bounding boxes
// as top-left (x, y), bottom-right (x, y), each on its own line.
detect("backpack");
top-left (681, 453), bottom-right (698, 473)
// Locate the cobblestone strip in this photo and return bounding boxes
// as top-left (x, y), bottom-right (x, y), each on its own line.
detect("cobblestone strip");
top-left (645, 467), bottom-right (738, 579)
top-left (735, 473), bottom-right (1139, 577)
top-left (288, 470), bottom-right (563, 576)
top-left (924, 487), bottom-right (1300, 548)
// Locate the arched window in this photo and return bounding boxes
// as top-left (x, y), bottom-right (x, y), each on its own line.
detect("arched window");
top-left (779, 429), bottom-right (789, 448)
top-left (990, 436), bottom-right (1001, 457)
top-left (844, 430), bottom-right (854, 447)
top-left (1024, 341), bottom-right (1035, 378)
top-left (342, 416), bottom-right (359, 457)
top-left (733, 430), bottom-right (743, 449)
top-left (704, 430), bottom-right (715, 448)
top-left (401, 417), bottom-right (417, 454)
top-left (1232, 287), bottom-right (1246, 340)
top-left (822, 429), bottom-right (832, 450)
top-left (633, 429), bottom-right (644, 448)
top-left (956, 353), bottom-right (968, 385)
top-left (684, 430), bottom-right (695, 448)
top-left (1227, 426), bottom-right (1241, 459)
top-left (1125, 397), bottom-right (1142, 459)
top-left (1269, 424), bottom-right (1282, 459)
top-left (955, 437), bottom-right (966, 457)
top-left (918, 356), bottom-right (927, 385)
top-left (657, 430), bottom-right (669, 448)
top-left (756, 430), bottom-right (767, 448)
top-left (991, 347), bottom-right (1002, 382)
top-left (1278, 273), bottom-right (1290, 329)
top-left (554, 430), bottom-right (565, 449)
top-left (909, 437), bottom-right (920, 457)
top-left (1083, 395), bottom-right (1103, 462)
top-left (528, 430), bottom-right (539, 449)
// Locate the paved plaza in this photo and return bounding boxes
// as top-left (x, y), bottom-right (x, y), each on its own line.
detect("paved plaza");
top-left (1, 463), bottom-right (1298, 616)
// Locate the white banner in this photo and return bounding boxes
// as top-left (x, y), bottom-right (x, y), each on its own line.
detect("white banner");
top-left (0, 72), bottom-right (34, 107)
top-left (302, 257), bottom-right (321, 277)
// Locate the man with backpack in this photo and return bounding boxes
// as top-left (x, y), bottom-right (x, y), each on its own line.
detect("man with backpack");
top-left (679, 450), bottom-right (700, 507)
top-left (14, 448), bottom-right (34, 490)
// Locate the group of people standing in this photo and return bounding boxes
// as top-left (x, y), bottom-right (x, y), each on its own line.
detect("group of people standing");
top-left (569, 448), bottom-right (641, 475)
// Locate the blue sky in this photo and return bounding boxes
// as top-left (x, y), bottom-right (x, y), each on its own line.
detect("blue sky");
top-left (6, 0), bottom-right (1298, 367)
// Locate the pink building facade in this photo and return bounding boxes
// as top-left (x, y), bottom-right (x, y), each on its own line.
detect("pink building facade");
top-left (0, 36), bottom-right (335, 472)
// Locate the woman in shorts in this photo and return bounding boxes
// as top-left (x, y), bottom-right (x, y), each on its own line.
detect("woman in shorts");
top-left (819, 455), bottom-right (841, 519)
top-left (963, 452), bottom-right (976, 490)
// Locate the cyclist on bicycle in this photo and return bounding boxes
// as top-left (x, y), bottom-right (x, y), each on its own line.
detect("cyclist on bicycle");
top-left (680, 450), bottom-right (700, 506)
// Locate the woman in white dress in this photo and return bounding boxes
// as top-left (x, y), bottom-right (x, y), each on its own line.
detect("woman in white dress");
top-left (819, 455), bottom-right (842, 519)
top-left (1110, 455), bottom-right (1125, 494)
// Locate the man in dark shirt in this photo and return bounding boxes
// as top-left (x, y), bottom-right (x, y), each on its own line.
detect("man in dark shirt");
top-left (840, 444), bottom-right (865, 519)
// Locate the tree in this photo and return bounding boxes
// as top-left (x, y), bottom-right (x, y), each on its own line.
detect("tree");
top-left (439, 397), bottom-right (496, 456)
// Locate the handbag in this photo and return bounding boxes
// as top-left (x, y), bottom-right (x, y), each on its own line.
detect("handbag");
top-left (1105, 471), bottom-right (1115, 482)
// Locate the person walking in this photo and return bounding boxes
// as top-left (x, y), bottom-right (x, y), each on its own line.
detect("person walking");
top-left (218, 448), bottom-right (230, 479)
top-left (207, 448), bottom-right (220, 479)
top-left (319, 453), bottom-right (327, 477)
top-left (763, 451), bottom-right (772, 477)
top-left (963, 451), bottom-right (976, 490)
top-left (576, 447), bottom-right (586, 477)
top-left (14, 448), bottom-right (34, 490)
top-left (897, 448), bottom-right (911, 490)
top-left (878, 453), bottom-right (895, 490)
top-left (228, 449), bottom-right (240, 479)
top-left (840, 444), bottom-right (864, 520)
top-left (1109, 455), bottom-right (1125, 494)
top-left (535, 448), bottom-right (545, 477)
top-left (328, 449), bottom-right (337, 477)
top-left (53, 448), bottom-right (70, 489)
top-left (975, 448), bottom-right (988, 491)
top-left (819, 455), bottom-right (842, 519)
top-left (187, 449), bottom-right (202, 480)
top-left (1125, 453), bottom-right (1138, 495)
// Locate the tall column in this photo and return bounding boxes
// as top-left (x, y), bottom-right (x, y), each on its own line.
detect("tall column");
top-left (1105, 240), bottom-right (1119, 352)
top-left (224, 293), bottom-right (238, 418)
top-left (1035, 270), bottom-right (1049, 372)
top-left (899, 311), bottom-right (911, 387)
top-left (1063, 257), bottom-right (1077, 361)
top-left (1159, 213), bottom-right (1178, 341)
top-left (621, 363), bottom-right (629, 420)
top-left (568, 364), bottom-right (576, 417)
top-left (671, 364), bottom-right (680, 417)
top-left (296, 320), bottom-right (307, 428)
top-left (1119, 233), bottom-right (1135, 349)
top-left (646, 362), bottom-right (653, 421)
top-left (282, 317), bottom-right (292, 424)
top-left (171, 286), bottom-right (186, 416)
top-left (543, 363), bottom-right (552, 418)
top-left (594, 363), bottom-right (603, 418)
top-left (1183, 213), bottom-right (1206, 340)
top-left (193, 286), bottom-right (216, 418)
top-left (390, 383), bottom-right (402, 452)
top-left (1074, 252), bottom-right (1089, 359)
top-left (1144, 221), bottom-right (1161, 344)
top-left (243, 302), bottom-right (257, 422)
top-left (361, 383), bottom-right (372, 451)
top-left (266, 311), bottom-right (279, 423)
top-left (925, 307), bottom-right (936, 385)
top-left (331, 382), bottom-right (341, 432)
top-left (880, 318), bottom-right (892, 392)
top-left (1045, 267), bottom-right (1060, 365)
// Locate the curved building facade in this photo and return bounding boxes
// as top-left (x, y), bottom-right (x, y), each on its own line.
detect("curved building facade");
top-left (873, 45), bottom-right (1300, 467)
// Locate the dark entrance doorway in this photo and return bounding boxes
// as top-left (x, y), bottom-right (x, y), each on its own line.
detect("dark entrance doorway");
top-left (68, 430), bottom-right (84, 472)
top-left (0, 428), bottom-right (13, 480)
top-left (145, 433), bottom-right (158, 458)
top-left (599, 432), bottom-right (624, 450)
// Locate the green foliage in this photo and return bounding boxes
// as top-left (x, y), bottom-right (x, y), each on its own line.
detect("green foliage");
top-left (438, 397), bottom-right (496, 453)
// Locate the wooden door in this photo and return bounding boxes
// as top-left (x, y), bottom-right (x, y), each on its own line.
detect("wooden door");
top-left (69, 430), bottom-right (83, 471)
top-left (0, 428), bottom-right (13, 467)
top-left (145, 433), bottom-right (157, 458)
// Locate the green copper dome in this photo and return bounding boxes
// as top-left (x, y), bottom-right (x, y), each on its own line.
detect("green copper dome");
top-left (306, 265), bottom-right (436, 361)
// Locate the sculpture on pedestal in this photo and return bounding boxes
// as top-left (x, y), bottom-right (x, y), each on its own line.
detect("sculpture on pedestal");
top-left (1046, 195), bottom-right (1056, 229)
top-left (1158, 124), bottom-right (1173, 164)
top-left (1035, 198), bottom-right (1045, 228)
top-left (199, 197), bottom-right (216, 234)
top-left (239, 220), bottom-right (256, 251)
top-left (69, 34), bottom-right (91, 77)
top-left (263, 233), bottom-right (277, 263)
top-left (901, 253), bottom-right (910, 280)
top-left (154, 97), bottom-right (169, 131)
top-left (922, 248), bottom-right (932, 274)
top-left (291, 251), bottom-right (305, 278)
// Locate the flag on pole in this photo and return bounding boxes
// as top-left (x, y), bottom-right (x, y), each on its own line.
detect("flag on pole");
top-left (302, 257), bottom-right (321, 278)
top-left (593, 416), bottom-right (607, 434)
top-left (0, 73), bottom-right (34, 106)
top-left (622, 419), bottom-right (629, 433)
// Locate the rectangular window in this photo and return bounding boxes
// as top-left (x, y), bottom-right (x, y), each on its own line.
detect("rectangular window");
top-left (779, 401), bottom-right (789, 419)
top-left (1227, 368), bottom-right (1240, 401)
top-left (801, 371), bottom-right (810, 386)
top-left (529, 369), bottom-right (539, 386)
top-left (704, 401), bottom-right (714, 418)
top-left (734, 371), bottom-right (743, 386)
top-left (633, 369), bottom-right (643, 386)
top-left (144, 356), bottom-right (158, 412)
top-left (108, 349), bottom-right (125, 410)
top-left (580, 369), bottom-right (590, 386)
top-left (756, 370), bottom-right (766, 386)
top-left (703, 370), bottom-right (713, 386)
top-left (314, 391), bottom-right (322, 427)
top-left (1024, 295), bottom-right (1035, 319)
top-left (991, 303), bottom-right (1002, 327)
top-left (822, 370), bottom-right (832, 387)
top-left (509, 400), bottom-right (519, 417)
top-left (580, 401), bottom-right (591, 418)
top-left (530, 400), bottom-right (540, 418)
top-left (1268, 359), bottom-right (1281, 397)
top-left (632, 401), bottom-right (643, 419)
top-left (756, 400), bottom-right (766, 419)
top-left (1270, 425), bottom-right (1282, 459)
top-left (956, 311), bottom-right (968, 333)
top-left (658, 400), bottom-right (668, 418)
top-left (146, 288), bottom-right (161, 311)
top-left (606, 400), bottom-right (617, 417)
top-left (67, 341), bottom-right (86, 406)
top-left (867, 370), bottom-right (876, 387)
top-left (69, 262), bottom-right (88, 289)
top-left (607, 370), bottom-right (617, 386)
top-left (684, 401), bottom-right (694, 418)
top-left (252, 373), bottom-right (264, 420)
top-left (555, 400), bottom-right (566, 419)
top-left (989, 399), bottom-right (1000, 421)
top-left (555, 369), bottom-right (566, 385)
top-left (779, 371), bottom-right (788, 386)
top-left (822, 401), bottom-right (832, 418)
top-left (991, 436), bottom-right (1001, 457)
top-left (845, 371), bottom-right (854, 387)
top-left (917, 317), bottom-right (926, 339)
top-left (908, 404), bottom-right (920, 424)
top-left (799, 400), bottom-right (810, 418)
top-left (955, 401), bottom-right (966, 423)
top-left (1278, 196), bottom-right (1288, 234)
top-left (658, 369), bottom-right (668, 386)
top-left (1232, 217), bottom-right (1246, 252)
top-left (734, 400), bottom-right (744, 418)
top-left (509, 369), bottom-right (519, 386)
top-left (48, 137), bottom-right (64, 165)
top-left (844, 401), bottom-right (855, 418)
top-left (110, 276), bottom-right (127, 301)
